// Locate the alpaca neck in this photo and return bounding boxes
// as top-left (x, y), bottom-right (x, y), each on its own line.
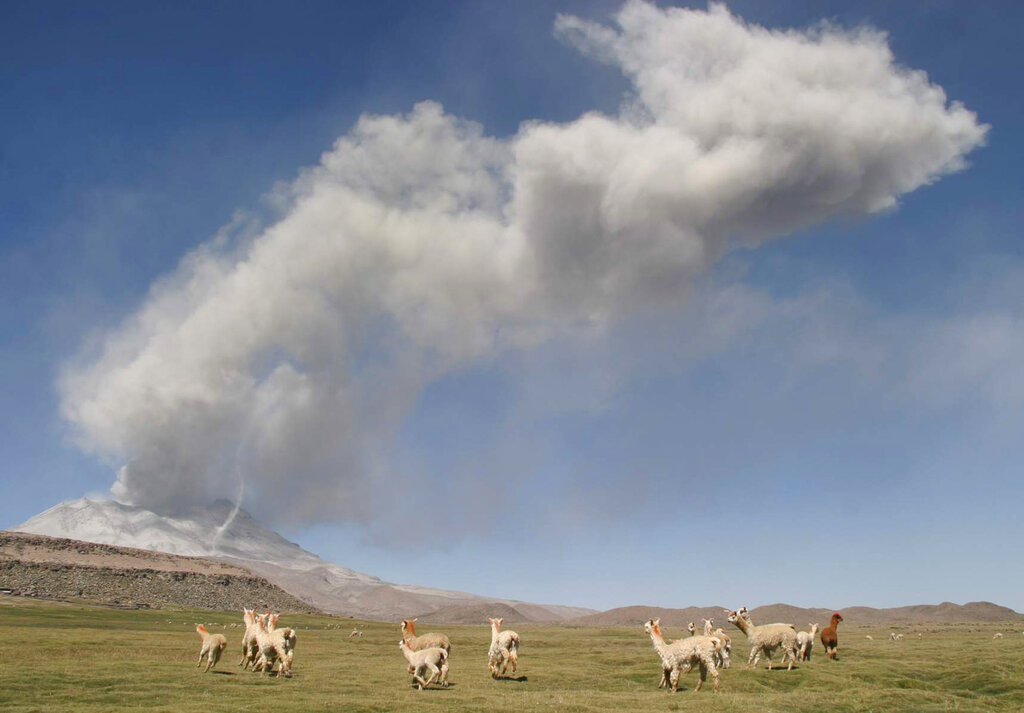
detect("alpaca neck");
top-left (648, 629), bottom-right (669, 656)
top-left (490, 623), bottom-right (501, 644)
top-left (732, 616), bottom-right (753, 637)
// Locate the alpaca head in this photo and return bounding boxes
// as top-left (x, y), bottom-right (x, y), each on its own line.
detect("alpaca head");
top-left (401, 619), bottom-right (417, 636)
top-left (643, 618), bottom-right (662, 636)
top-left (488, 617), bottom-right (503, 631)
top-left (831, 612), bottom-right (844, 625)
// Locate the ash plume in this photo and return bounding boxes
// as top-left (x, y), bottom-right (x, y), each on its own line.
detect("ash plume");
top-left (59, 2), bottom-right (986, 528)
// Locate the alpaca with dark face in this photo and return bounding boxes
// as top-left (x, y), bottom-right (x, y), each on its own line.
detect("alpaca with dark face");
top-left (820, 612), bottom-right (843, 660)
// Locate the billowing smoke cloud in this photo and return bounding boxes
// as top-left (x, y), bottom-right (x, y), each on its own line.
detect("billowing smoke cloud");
top-left (59, 2), bottom-right (986, 526)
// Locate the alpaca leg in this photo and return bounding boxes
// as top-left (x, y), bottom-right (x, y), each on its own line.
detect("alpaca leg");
top-left (659, 666), bottom-right (669, 688)
top-left (197, 651), bottom-right (205, 668)
top-left (694, 662), bottom-right (705, 693)
top-left (669, 667), bottom-right (680, 693)
top-left (439, 660), bottom-right (449, 686)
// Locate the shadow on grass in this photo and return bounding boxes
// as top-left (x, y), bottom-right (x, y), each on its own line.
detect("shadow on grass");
top-left (494, 675), bottom-right (528, 682)
top-left (209, 670), bottom-right (236, 675)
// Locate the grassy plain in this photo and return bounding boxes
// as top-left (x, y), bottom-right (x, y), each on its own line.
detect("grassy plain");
top-left (0, 597), bottom-right (1022, 713)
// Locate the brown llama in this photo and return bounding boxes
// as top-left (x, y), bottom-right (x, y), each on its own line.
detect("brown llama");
top-left (820, 612), bottom-right (843, 659)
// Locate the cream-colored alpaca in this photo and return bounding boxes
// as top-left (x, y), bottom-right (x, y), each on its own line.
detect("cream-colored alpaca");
top-left (254, 612), bottom-right (296, 677)
top-left (196, 624), bottom-right (227, 672)
top-left (797, 623), bottom-right (819, 661)
top-left (643, 618), bottom-right (720, 693)
top-left (238, 608), bottom-right (261, 669)
top-left (487, 617), bottom-right (520, 678)
top-left (401, 619), bottom-right (451, 653)
top-left (726, 608), bottom-right (799, 670)
top-left (399, 640), bottom-right (449, 690)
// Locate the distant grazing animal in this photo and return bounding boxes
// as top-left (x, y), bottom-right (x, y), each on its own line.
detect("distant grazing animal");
top-left (195, 624), bottom-right (227, 672)
top-left (401, 619), bottom-right (451, 654)
top-left (399, 640), bottom-right (449, 690)
top-left (349, 628), bottom-right (363, 638)
top-left (725, 608), bottom-right (798, 670)
top-left (487, 617), bottom-right (520, 678)
top-left (797, 623), bottom-right (819, 661)
top-left (865, 635), bottom-right (874, 640)
top-left (820, 612), bottom-right (843, 660)
top-left (993, 632), bottom-right (1003, 639)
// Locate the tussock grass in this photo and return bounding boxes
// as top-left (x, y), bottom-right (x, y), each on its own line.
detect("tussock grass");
top-left (0, 597), bottom-right (1021, 712)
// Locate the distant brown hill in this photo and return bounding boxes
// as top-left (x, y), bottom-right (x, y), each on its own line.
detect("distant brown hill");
top-left (0, 531), bottom-right (317, 613)
top-left (570, 601), bottom-right (1023, 628)
top-left (413, 601), bottom-right (529, 625)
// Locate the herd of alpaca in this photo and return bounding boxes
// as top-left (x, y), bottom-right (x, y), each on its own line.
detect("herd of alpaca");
top-left (194, 608), bottom-right (298, 676)
top-left (193, 606), bottom-right (855, 693)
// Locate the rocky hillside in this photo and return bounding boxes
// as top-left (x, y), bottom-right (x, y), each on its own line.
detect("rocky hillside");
top-left (0, 531), bottom-right (316, 612)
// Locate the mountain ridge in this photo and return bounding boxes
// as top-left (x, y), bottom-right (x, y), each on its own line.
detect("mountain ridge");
top-left (9, 497), bottom-right (593, 622)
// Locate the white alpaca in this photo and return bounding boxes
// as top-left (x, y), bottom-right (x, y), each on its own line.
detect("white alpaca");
top-left (993, 632), bottom-right (1003, 639)
top-left (254, 612), bottom-right (296, 677)
top-left (726, 608), bottom-right (799, 670)
top-left (487, 617), bottom-right (520, 678)
top-left (399, 640), bottom-right (449, 690)
top-left (710, 627), bottom-right (732, 669)
top-left (643, 619), bottom-right (720, 693)
top-left (195, 624), bottom-right (227, 672)
top-left (238, 608), bottom-right (260, 669)
top-left (797, 623), bottom-right (819, 661)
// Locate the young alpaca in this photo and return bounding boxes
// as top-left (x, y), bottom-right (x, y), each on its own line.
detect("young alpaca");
top-left (400, 619), bottom-right (451, 654)
top-left (710, 627), bottom-right (732, 669)
top-left (687, 622), bottom-right (697, 636)
top-left (643, 619), bottom-right (720, 693)
top-left (797, 623), bottom-right (819, 661)
top-left (195, 624), bottom-right (228, 672)
top-left (399, 640), bottom-right (449, 690)
top-left (238, 608), bottom-right (260, 669)
top-left (820, 612), bottom-right (843, 660)
top-left (726, 608), bottom-right (799, 670)
top-left (487, 617), bottom-right (520, 678)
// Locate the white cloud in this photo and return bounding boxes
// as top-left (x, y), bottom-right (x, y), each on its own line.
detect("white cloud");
top-left (59, 2), bottom-right (986, 527)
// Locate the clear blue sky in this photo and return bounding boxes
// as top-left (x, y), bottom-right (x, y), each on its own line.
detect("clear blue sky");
top-left (2, 1), bottom-right (1022, 612)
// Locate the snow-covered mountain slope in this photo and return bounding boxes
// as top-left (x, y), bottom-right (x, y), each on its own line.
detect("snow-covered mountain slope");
top-left (11, 498), bottom-right (594, 621)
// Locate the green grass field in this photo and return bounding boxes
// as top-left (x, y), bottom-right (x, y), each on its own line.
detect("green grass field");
top-left (1, 597), bottom-right (1021, 712)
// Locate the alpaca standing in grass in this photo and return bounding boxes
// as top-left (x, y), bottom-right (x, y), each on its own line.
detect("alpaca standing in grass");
top-left (726, 608), bottom-right (799, 670)
top-left (821, 612), bottom-right (843, 660)
top-left (401, 619), bottom-right (451, 653)
top-left (195, 624), bottom-right (227, 672)
top-left (643, 618), bottom-right (720, 693)
top-left (797, 623), bottom-right (819, 661)
top-left (399, 640), bottom-right (449, 690)
top-left (238, 608), bottom-right (260, 669)
top-left (487, 617), bottom-right (520, 678)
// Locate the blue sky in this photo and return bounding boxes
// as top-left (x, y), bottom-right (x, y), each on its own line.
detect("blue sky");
top-left (2, 1), bottom-right (1023, 613)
